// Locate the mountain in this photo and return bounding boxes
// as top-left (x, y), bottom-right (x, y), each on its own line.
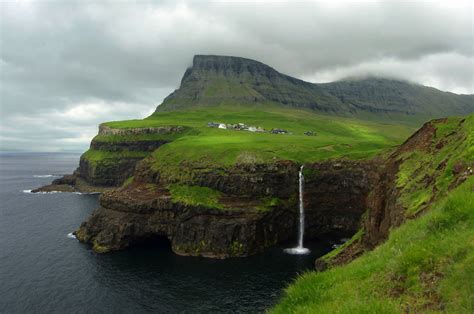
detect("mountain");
top-left (158, 55), bottom-right (474, 119)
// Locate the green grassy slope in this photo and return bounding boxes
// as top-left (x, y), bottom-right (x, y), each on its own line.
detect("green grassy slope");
top-left (95, 104), bottom-right (414, 172)
top-left (396, 116), bottom-right (473, 217)
top-left (273, 115), bottom-right (474, 313)
top-left (273, 177), bottom-right (474, 313)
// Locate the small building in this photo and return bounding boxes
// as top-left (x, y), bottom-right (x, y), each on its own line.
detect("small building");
top-left (207, 122), bottom-right (220, 128)
top-left (271, 128), bottom-right (288, 134)
top-left (304, 131), bottom-right (316, 136)
top-left (218, 123), bottom-right (227, 129)
top-left (248, 126), bottom-right (257, 132)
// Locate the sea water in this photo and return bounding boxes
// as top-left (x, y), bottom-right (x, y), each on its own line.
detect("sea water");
top-left (0, 152), bottom-right (331, 312)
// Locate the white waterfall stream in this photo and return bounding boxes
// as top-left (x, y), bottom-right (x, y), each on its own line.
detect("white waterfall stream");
top-left (284, 165), bottom-right (310, 255)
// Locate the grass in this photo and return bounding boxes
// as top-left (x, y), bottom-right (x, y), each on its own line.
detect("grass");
top-left (92, 131), bottom-right (194, 143)
top-left (273, 114), bottom-right (474, 313)
top-left (168, 184), bottom-right (223, 209)
top-left (82, 104), bottom-right (415, 182)
top-left (254, 197), bottom-right (282, 212)
top-left (99, 104), bottom-right (411, 169)
top-left (273, 176), bottom-right (474, 313)
top-left (82, 149), bottom-right (149, 165)
top-left (321, 229), bottom-right (365, 263)
top-left (395, 115), bottom-right (473, 216)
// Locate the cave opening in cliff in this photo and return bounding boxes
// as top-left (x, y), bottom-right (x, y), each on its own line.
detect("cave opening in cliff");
top-left (130, 234), bottom-right (172, 250)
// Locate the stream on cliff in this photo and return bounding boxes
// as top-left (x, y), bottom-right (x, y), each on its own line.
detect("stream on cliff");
top-left (0, 152), bottom-right (335, 312)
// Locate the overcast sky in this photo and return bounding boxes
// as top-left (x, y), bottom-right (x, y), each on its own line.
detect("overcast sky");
top-left (1, 0), bottom-right (473, 152)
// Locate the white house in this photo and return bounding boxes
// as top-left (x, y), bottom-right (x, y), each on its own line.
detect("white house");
top-left (218, 123), bottom-right (227, 129)
top-left (248, 126), bottom-right (257, 132)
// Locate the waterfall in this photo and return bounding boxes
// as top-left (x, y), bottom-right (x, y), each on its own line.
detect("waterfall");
top-left (284, 165), bottom-right (310, 255)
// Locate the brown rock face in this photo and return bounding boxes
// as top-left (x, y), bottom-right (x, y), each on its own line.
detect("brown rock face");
top-left (98, 125), bottom-right (184, 136)
top-left (33, 126), bottom-right (179, 192)
top-left (75, 160), bottom-right (378, 258)
top-left (303, 160), bottom-right (381, 239)
top-left (134, 159), bottom-right (301, 198)
top-left (75, 182), bottom-right (295, 257)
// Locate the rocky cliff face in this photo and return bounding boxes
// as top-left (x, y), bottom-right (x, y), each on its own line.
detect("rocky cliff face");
top-left (98, 125), bottom-right (184, 136)
top-left (34, 125), bottom-right (184, 193)
top-left (77, 156), bottom-right (142, 187)
top-left (76, 183), bottom-right (295, 257)
top-left (303, 160), bottom-right (381, 239)
top-left (134, 159), bottom-right (301, 198)
top-left (75, 158), bottom-right (379, 258)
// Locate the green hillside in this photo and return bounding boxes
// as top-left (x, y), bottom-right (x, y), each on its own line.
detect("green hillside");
top-left (273, 177), bottom-right (473, 313)
top-left (89, 104), bottom-right (414, 174)
top-left (273, 114), bottom-right (474, 313)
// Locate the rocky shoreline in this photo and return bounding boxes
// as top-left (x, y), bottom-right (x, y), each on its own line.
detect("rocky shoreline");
top-left (37, 156), bottom-right (379, 258)
top-left (32, 173), bottom-right (115, 194)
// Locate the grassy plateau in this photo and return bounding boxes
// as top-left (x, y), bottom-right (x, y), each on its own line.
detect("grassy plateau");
top-left (89, 104), bottom-right (415, 172)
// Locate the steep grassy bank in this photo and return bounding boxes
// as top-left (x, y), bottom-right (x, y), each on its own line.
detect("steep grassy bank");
top-left (273, 177), bottom-right (473, 313)
top-left (274, 115), bottom-right (474, 313)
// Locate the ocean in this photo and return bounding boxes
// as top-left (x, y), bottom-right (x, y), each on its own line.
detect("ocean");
top-left (0, 152), bottom-right (332, 312)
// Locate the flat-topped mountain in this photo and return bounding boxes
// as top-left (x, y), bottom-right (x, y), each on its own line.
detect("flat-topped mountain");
top-left (158, 55), bottom-right (473, 119)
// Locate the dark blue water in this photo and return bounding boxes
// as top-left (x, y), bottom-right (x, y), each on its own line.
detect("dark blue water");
top-left (0, 152), bottom-right (332, 312)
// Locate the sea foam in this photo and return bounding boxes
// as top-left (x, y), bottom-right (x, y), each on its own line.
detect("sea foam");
top-left (22, 189), bottom-right (100, 195)
top-left (22, 190), bottom-right (60, 194)
top-left (33, 175), bottom-right (57, 178)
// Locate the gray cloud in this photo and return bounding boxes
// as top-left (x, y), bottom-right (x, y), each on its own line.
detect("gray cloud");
top-left (0, 0), bottom-right (473, 151)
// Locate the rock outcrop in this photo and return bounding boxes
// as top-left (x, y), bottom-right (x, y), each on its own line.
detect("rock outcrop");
top-left (98, 125), bottom-right (184, 136)
top-left (303, 160), bottom-right (381, 239)
top-left (75, 159), bottom-right (379, 258)
top-left (34, 125), bottom-right (185, 193)
top-left (76, 182), bottom-right (295, 258)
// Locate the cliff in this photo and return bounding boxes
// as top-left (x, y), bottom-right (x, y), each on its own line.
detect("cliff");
top-left (75, 159), bottom-right (380, 257)
top-left (33, 124), bottom-right (187, 193)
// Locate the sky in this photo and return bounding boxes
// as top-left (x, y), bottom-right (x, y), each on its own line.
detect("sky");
top-left (1, 0), bottom-right (473, 152)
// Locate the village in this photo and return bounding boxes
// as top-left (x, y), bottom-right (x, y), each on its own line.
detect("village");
top-left (207, 121), bottom-right (315, 136)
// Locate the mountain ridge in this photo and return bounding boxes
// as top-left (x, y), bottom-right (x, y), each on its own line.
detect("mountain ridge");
top-left (157, 55), bottom-right (473, 119)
